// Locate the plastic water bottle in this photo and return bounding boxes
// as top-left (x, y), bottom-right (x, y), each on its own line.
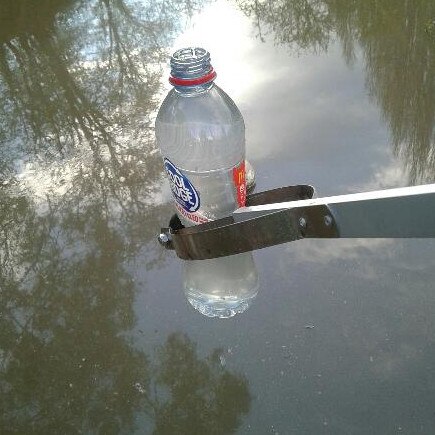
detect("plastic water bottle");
top-left (155, 47), bottom-right (246, 226)
top-left (156, 47), bottom-right (258, 318)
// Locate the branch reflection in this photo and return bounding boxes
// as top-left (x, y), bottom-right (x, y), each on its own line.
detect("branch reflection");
top-left (0, 0), bottom-right (251, 433)
top-left (238, 0), bottom-right (435, 183)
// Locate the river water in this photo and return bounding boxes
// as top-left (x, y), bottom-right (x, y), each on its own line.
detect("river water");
top-left (1, 0), bottom-right (434, 433)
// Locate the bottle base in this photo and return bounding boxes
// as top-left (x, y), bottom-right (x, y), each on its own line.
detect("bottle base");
top-left (185, 289), bottom-right (258, 318)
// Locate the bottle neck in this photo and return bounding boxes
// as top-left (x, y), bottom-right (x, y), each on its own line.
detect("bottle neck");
top-left (169, 48), bottom-right (217, 96)
top-left (173, 81), bottom-right (215, 96)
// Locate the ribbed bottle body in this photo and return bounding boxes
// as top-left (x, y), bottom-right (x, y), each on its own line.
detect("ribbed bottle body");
top-left (156, 84), bottom-right (246, 226)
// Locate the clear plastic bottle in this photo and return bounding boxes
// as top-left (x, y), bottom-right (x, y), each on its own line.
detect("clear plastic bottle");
top-left (155, 47), bottom-right (246, 226)
top-left (156, 47), bottom-right (258, 318)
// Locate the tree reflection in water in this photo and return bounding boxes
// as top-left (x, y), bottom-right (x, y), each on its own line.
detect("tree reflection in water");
top-left (153, 333), bottom-right (251, 435)
top-left (0, 0), bottom-right (251, 433)
top-left (237, 0), bottom-right (435, 183)
top-left (0, 185), bottom-right (250, 433)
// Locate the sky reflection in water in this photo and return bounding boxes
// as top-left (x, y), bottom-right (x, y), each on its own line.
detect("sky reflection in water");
top-left (1, 0), bottom-right (435, 433)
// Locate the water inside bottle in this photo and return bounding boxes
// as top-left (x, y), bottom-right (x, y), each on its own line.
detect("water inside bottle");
top-left (183, 252), bottom-right (259, 318)
top-left (176, 163), bottom-right (242, 226)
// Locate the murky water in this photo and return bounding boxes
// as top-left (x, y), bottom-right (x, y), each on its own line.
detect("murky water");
top-left (1, 0), bottom-right (434, 433)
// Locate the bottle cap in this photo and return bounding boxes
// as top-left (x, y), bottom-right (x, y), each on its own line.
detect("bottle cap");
top-left (169, 47), bottom-right (217, 86)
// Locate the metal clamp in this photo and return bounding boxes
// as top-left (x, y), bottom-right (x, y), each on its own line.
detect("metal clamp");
top-left (159, 182), bottom-right (435, 260)
top-left (158, 185), bottom-right (338, 260)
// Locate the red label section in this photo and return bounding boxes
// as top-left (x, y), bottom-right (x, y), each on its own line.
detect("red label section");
top-left (175, 202), bottom-right (209, 224)
top-left (233, 161), bottom-right (246, 207)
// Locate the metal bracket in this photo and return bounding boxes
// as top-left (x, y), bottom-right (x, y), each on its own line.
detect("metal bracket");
top-left (158, 185), bottom-right (338, 260)
top-left (159, 182), bottom-right (435, 260)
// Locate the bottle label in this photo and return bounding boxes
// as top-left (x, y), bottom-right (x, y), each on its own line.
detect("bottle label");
top-left (164, 158), bottom-right (200, 213)
top-left (233, 161), bottom-right (246, 207)
top-left (174, 202), bottom-right (209, 224)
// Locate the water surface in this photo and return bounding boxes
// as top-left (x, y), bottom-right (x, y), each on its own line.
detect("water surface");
top-left (1, 0), bottom-right (435, 433)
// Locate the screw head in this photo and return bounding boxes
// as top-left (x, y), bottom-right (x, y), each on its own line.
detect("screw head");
top-left (299, 217), bottom-right (307, 228)
top-left (324, 215), bottom-right (333, 226)
top-left (158, 233), bottom-right (170, 246)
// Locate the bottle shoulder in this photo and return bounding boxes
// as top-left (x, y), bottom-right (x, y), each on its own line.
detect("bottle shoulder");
top-left (156, 84), bottom-right (243, 124)
top-left (155, 84), bottom-right (245, 171)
